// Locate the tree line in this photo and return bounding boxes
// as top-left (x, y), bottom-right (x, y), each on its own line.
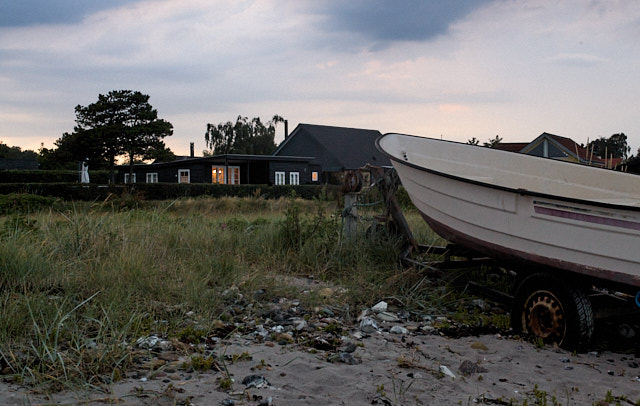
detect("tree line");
top-left (469, 133), bottom-right (631, 160)
top-left (27, 90), bottom-right (284, 183)
top-left (2, 88), bottom-right (637, 179)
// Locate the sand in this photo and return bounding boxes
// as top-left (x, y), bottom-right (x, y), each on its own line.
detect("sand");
top-left (3, 322), bottom-right (640, 406)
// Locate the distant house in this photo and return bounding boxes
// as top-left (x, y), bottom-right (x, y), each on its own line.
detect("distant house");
top-left (116, 154), bottom-right (320, 185)
top-left (273, 123), bottom-right (391, 183)
top-left (115, 123), bottom-right (391, 185)
top-left (494, 132), bottom-right (623, 168)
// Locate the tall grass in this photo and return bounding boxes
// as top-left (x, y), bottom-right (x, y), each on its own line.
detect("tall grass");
top-left (0, 194), bottom-right (447, 391)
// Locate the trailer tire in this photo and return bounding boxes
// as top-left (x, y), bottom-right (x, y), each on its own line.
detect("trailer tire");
top-left (511, 273), bottom-right (594, 351)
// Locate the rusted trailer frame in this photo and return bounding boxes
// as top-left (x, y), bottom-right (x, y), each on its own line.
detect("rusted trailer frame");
top-left (364, 165), bottom-right (640, 350)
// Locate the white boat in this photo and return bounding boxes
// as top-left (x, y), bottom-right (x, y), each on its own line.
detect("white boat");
top-left (376, 133), bottom-right (640, 289)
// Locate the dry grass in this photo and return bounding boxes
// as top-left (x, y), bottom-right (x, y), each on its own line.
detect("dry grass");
top-left (0, 194), bottom-right (467, 392)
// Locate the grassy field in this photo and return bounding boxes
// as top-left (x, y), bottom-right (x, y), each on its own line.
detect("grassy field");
top-left (0, 192), bottom-right (477, 391)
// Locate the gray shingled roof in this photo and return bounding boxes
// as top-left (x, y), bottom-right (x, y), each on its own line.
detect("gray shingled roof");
top-left (273, 124), bottom-right (390, 171)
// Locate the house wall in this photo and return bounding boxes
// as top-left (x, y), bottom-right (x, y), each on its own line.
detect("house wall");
top-left (268, 161), bottom-right (320, 185)
top-left (118, 158), bottom-right (315, 185)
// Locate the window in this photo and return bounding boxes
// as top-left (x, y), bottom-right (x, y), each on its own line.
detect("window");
top-left (212, 166), bottom-right (225, 184)
top-left (229, 166), bottom-right (240, 185)
top-left (124, 173), bottom-right (136, 184)
top-left (146, 173), bottom-right (158, 183)
top-left (290, 172), bottom-right (299, 185)
top-left (275, 171), bottom-right (285, 185)
top-left (178, 169), bottom-right (190, 183)
top-left (212, 166), bottom-right (241, 184)
top-left (311, 171), bottom-right (319, 182)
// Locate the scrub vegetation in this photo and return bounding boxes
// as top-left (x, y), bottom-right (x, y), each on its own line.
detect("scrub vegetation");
top-left (0, 192), bottom-right (495, 392)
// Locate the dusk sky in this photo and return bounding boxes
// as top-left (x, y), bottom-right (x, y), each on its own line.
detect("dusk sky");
top-left (2, 0), bottom-right (640, 156)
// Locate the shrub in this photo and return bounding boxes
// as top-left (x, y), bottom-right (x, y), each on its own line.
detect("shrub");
top-left (0, 193), bottom-right (58, 215)
top-left (0, 170), bottom-right (110, 184)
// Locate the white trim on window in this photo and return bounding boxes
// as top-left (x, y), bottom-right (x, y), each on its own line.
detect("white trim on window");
top-left (275, 171), bottom-right (285, 185)
top-left (178, 169), bottom-right (190, 184)
top-left (146, 173), bottom-right (158, 183)
top-left (228, 166), bottom-right (240, 185)
top-left (289, 172), bottom-right (299, 185)
top-left (124, 173), bottom-right (136, 184)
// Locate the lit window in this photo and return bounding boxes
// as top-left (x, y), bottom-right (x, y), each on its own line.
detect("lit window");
top-left (275, 171), bottom-right (285, 185)
top-left (290, 172), bottom-right (299, 185)
top-left (212, 166), bottom-right (225, 184)
top-left (312, 171), bottom-right (318, 182)
top-left (178, 169), bottom-right (190, 183)
top-left (146, 173), bottom-right (158, 183)
top-left (124, 173), bottom-right (136, 184)
top-left (212, 166), bottom-right (240, 184)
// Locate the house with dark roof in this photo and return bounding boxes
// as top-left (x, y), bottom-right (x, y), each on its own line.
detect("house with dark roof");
top-left (273, 124), bottom-right (391, 183)
top-left (494, 132), bottom-right (623, 168)
top-left (117, 154), bottom-right (319, 185)
top-left (115, 123), bottom-right (391, 185)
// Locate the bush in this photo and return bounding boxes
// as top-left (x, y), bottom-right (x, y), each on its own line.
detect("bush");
top-left (0, 193), bottom-right (59, 215)
top-left (0, 183), bottom-right (340, 202)
top-left (0, 170), bottom-right (110, 184)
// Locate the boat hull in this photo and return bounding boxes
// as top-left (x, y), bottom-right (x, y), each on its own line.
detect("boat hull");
top-left (377, 133), bottom-right (640, 288)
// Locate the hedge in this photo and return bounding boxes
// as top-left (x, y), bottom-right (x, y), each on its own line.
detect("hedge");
top-left (0, 183), bottom-right (339, 201)
top-left (0, 170), bottom-right (110, 184)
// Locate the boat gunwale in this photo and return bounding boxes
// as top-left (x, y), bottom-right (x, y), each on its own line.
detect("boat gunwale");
top-left (376, 133), bottom-right (640, 213)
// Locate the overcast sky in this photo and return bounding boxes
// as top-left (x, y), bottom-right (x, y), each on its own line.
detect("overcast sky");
top-left (2, 0), bottom-right (640, 156)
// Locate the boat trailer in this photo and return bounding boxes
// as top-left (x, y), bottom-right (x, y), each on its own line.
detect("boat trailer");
top-left (349, 165), bottom-right (640, 350)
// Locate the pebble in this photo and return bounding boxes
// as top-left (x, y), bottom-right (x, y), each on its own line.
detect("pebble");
top-left (339, 352), bottom-right (361, 365)
top-left (376, 311), bottom-right (400, 322)
top-left (458, 360), bottom-right (488, 375)
top-left (257, 396), bottom-right (273, 406)
top-left (360, 317), bottom-right (379, 333)
top-left (242, 374), bottom-right (270, 389)
top-left (372, 301), bottom-right (388, 313)
top-left (470, 342), bottom-right (488, 351)
top-left (440, 365), bottom-right (456, 379)
top-left (390, 325), bottom-right (409, 335)
top-left (136, 335), bottom-right (173, 352)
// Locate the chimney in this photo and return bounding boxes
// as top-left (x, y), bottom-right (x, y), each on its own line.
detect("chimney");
top-left (284, 120), bottom-right (289, 139)
top-left (190, 142), bottom-right (194, 157)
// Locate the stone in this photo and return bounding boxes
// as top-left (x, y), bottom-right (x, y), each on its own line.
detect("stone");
top-left (439, 365), bottom-right (456, 379)
top-left (360, 317), bottom-right (379, 333)
top-left (470, 342), bottom-right (488, 351)
top-left (242, 374), bottom-right (270, 388)
top-left (390, 326), bottom-right (409, 335)
top-left (458, 360), bottom-right (488, 376)
top-left (376, 312), bottom-right (400, 322)
top-left (371, 301), bottom-right (388, 313)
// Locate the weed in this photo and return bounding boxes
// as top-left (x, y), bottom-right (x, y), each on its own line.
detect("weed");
top-left (188, 355), bottom-right (216, 371)
top-left (231, 351), bottom-right (252, 363)
top-left (218, 376), bottom-right (233, 391)
top-left (177, 326), bottom-right (207, 344)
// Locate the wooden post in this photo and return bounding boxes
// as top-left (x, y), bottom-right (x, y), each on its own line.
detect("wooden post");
top-left (344, 192), bottom-right (358, 240)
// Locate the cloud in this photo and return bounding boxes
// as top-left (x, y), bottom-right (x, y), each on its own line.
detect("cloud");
top-left (309, 0), bottom-right (495, 48)
top-left (0, 0), bottom-right (138, 27)
top-left (550, 53), bottom-right (607, 67)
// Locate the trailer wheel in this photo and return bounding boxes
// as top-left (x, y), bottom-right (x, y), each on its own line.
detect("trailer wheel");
top-left (511, 273), bottom-right (593, 351)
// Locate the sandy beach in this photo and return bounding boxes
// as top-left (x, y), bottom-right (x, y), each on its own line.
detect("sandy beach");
top-left (3, 306), bottom-right (640, 406)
